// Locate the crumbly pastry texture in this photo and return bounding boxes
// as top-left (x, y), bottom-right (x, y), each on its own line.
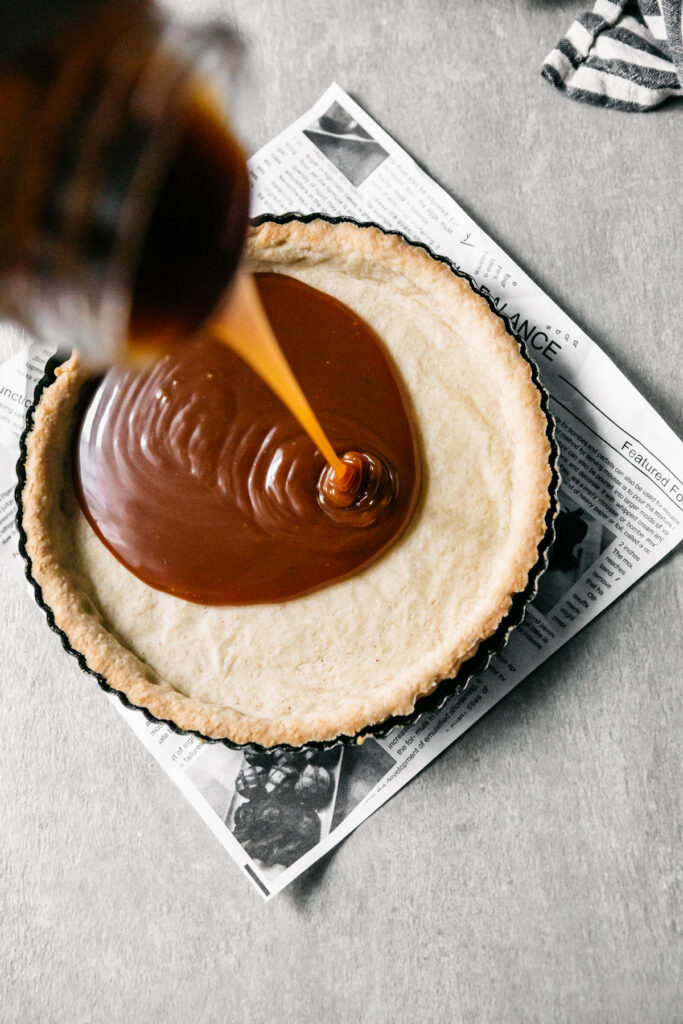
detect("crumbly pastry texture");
top-left (21, 219), bottom-right (554, 746)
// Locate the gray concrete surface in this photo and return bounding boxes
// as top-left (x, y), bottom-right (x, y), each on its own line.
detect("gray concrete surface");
top-left (1, 2), bottom-right (681, 1022)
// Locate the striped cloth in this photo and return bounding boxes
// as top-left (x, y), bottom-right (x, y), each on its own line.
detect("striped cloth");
top-left (542, 0), bottom-right (682, 110)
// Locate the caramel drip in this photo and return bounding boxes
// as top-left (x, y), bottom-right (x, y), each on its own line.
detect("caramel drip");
top-left (216, 272), bottom-right (350, 486)
top-left (75, 273), bottom-right (421, 604)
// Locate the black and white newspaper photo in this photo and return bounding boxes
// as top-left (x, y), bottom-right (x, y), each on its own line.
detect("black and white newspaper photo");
top-left (2, 84), bottom-right (680, 900)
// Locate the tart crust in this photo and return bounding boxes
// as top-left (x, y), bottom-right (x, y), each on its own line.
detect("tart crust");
top-left (20, 218), bottom-right (556, 746)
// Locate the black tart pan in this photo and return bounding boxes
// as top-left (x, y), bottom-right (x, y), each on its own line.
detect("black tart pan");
top-left (16, 213), bottom-right (560, 753)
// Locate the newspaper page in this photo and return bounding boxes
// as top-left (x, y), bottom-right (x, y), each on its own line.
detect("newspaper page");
top-left (1, 84), bottom-right (681, 900)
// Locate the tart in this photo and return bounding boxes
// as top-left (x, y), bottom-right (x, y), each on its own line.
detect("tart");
top-left (19, 217), bottom-right (557, 747)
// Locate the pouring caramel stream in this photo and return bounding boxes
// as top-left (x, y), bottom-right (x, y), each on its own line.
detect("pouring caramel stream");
top-left (216, 271), bottom-right (351, 489)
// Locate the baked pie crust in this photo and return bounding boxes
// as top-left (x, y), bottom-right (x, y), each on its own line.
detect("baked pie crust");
top-left (19, 218), bottom-right (557, 747)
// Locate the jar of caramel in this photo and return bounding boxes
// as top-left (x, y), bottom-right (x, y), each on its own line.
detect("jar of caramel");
top-left (0, 0), bottom-right (250, 363)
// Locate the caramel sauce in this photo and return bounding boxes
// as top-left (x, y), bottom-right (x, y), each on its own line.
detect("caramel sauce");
top-left (75, 273), bottom-right (422, 604)
top-left (74, 90), bottom-right (421, 605)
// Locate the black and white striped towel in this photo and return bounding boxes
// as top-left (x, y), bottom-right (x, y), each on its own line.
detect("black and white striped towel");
top-left (542, 0), bottom-right (682, 110)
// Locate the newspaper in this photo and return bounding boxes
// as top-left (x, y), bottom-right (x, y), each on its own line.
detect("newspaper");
top-left (1, 84), bottom-right (681, 900)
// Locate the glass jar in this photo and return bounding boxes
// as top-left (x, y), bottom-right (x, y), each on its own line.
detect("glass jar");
top-left (0, 0), bottom-right (250, 363)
